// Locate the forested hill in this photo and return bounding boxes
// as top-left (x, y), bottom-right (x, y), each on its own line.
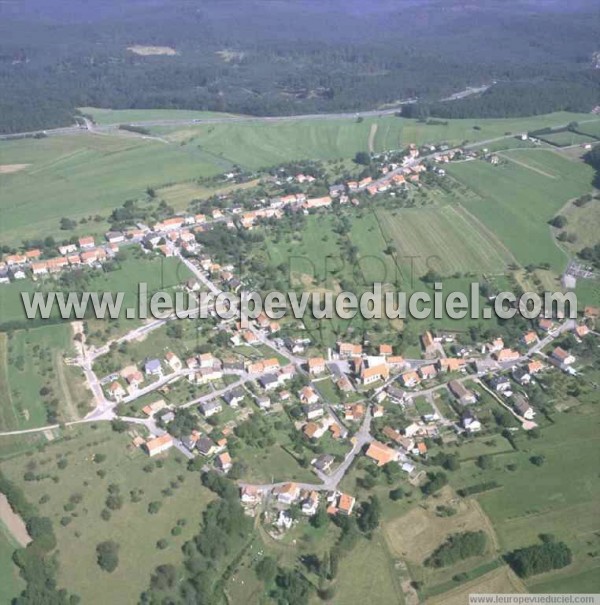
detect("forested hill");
top-left (0, 0), bottom-right (599, 133)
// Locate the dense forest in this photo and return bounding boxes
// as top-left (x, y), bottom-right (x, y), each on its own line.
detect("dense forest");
top-left (0, 0), bottom-right (599, 133)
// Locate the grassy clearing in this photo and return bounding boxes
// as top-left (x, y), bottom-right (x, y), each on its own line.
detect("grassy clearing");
top-left (1, 423), bottom-right (215, 604)
top-left (447, 150), bottom-right (595, 270)
top-left (575, 121), bottom-right (600, 139)
top-left (539, 131), bottom-right (596, 147)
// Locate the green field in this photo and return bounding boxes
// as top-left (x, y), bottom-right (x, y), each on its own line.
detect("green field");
top-left (574, 121), bottom-right (600, 139)
top-left (538, 131), bottom-right (597, 147)
top-left (80, 106), bottom-right (239, 125)
top-left (0, 524), bottom-right (24, 603)
top-left (1, 111), bottom-right (597, 245)
top-left (447, 408), bottom-right (600, 591)
top-left (0, 423), bottom-right (215, 604)
top-left (0, 134), bottom-right (224, 244)
top-left (377, 205), bottom-right (516, 276)
top-left (157, 112), bottom-right (598, 170)
top-left (0, 324), bottom-right (86, 430)
top-left (447, 149), bottom-right (596, 271)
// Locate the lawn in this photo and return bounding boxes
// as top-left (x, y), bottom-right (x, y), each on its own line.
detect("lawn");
top-left (0, 423), bottom-right (215, 605)
top-left (447, 150), bottom-right (596, 271)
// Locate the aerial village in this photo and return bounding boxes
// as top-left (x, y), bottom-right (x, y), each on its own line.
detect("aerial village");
top-left (1, 137), bottom-right (598, 539)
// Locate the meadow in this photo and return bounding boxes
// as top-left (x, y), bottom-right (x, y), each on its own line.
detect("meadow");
top-left (446, 407), bottom-right (600, 591)
top-left (0, 134), bottom-right (224, 244)
top-left (538, 131), bottom-right (597, 147)
top-left (376, 205), bottom-right (515, 276)
top-left (447, 149), bottom-right (596, 271)
top-left (1, 110), bottom-right (597, 246)
top-left (0, 524), bottom-right (24, 603)
top-left (0, 423), bottom-right (215, 604)
top-left (0, 324), bottom-right (86, 431)
top-left (79, 106), bottom-right (239, 125)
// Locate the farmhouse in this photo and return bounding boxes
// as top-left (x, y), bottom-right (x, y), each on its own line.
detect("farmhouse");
top-left (307, 357), bottom-right (326, 375)
top-left (495, 348), bottom-right (520, 363)
top-left (223, 388), bottom-right (245, 407)
top-left (365, 441), bottom-right (398, 466)
top-left (144, 359), bottom-right (163, 376)
top-left (275, 483), bottom-right (300, 504)
top-left (551, 346), bottom-right (575, 366)
top-left (401, 371), bottom-right (420, 388)
top-left (165, 351), bottom-right (182, 372)
top-left (448, 380), bottom-right (477, 405)
top-left (216, 452), bottom-right (232, 473)
top-left (145, 434), bottom-right (173, 457)
top-left (200, 400), bottom-right (222, 418)
top-left (521, 331), bottom-right (538, 346)
top-left (299, 386), bottom-right (319, 405)
top-left (328, 492), bottom-right (356, 516)
top-left (513, 393), bottom-right (535, 420)
top-left (338, 342), bottom-right (363, 358)
top-left (461, 411), bottom-right (481, 433)
top-left (303, 403), bottom-right (324, 420)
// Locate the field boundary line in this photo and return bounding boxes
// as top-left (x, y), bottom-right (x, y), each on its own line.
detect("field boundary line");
top-left (0, 334), bottom-right (19, 431)
top-left (498, 151), bottom-right (556, 178)
top-left (368, 123), bottom-right (378, 153)
top-left (454, 204), bottom-right (520, 268)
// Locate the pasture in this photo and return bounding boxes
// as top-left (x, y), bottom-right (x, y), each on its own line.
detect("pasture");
top-left (1, 111), bottom-right (597, 246)
top-left (447, 407), bottom-right (600, 591)
top-left (376, 205), bottom-right (515, 277)
top-left (447, 149), bottom-right (596, 271)
top-left (0, 133), bottom-right (223, 244)
top-left (80, 106), bottom-right (238, 124)
top-left (538, 131), bottom-right (596, 147)
top-left (331, 531), bottom-right (402, 605)
top-left (0, 423), bottom-right (215, 605)
top-left (0, 324), bottom-right (86, 431)
top-left (424, 565), bottom-right (526, 605)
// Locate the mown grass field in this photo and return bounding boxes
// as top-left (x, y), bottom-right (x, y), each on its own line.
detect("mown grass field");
top-left (0, 423), bottom-right (215, 605)
top-left (1, 111), bottom-right (597, 246)
top-left (447, 407), bottom-right (600, 592)
top-left (376, 205), bottom-right (516, 276)
top-left (0, 134), bottom-right (223, 244)
top-left (330, 531), bottom-right (403, 605)
top-left (538, 131), bottom-right (597, 147)
top-left (158, 112), bottom-right (598, 171)
top-left (575, 121), bottom-right (600, 139)
top-left (447, 149), bottom-right (596, 271)
top-left (80, 106), bottom-right (239, 124)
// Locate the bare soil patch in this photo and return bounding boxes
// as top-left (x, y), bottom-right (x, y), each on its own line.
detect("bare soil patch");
top-left (425, 565), bottom-right (527, 605)
top-left (0, 494), bottom-right (31, 547)
top-left (127, 45), bottom-right (177, 56)
top-left (0, 164), bottom-right (29, 174)
top-left (383, 486), bottom-right (498, 563)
